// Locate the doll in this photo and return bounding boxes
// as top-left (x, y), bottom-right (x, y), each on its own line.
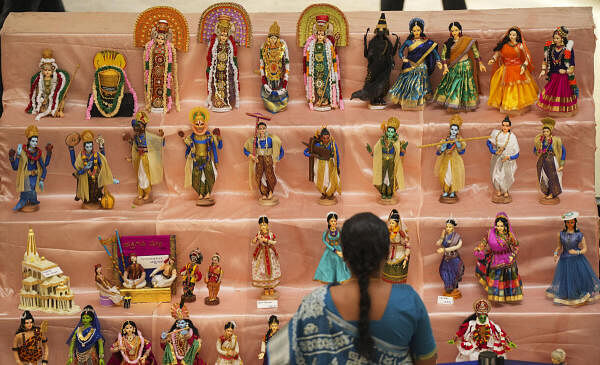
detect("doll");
top-left (351, 13), bottom-right (398, 109)
top-left (66, 130), bottom-right (118, 209)
top-left (204, 253), bottom-right (223, 305)
top-left (487, 27), bottom-right (538, 114)
top-left (94, 264), bottom-right (123, 306)
top-left (134, 6), bottom-right (188, 113)
top-left (161, 304), bottom-right (206, 365)
top-left (122, 254), bottom-right (147, 289)
top-left (179, 107), bottom-right (222, 206)
top-left (251, 216), bottom-right (281, 299)
top-left (258, 315), bottom-right (279, 364)
top-left (546, 211), bottom-right (600, 305)
top-left (180, 249), bottom-right (203, 303)
top-left (12, 311), bottom-right (49, 365)
top-left (149, 257), bottom-right (177, 288)
top-left (199, 3), bottom-right (251, 112)
top-left (435, 114), bottom-right (466, 203)
top-left (388, 17), bottom-right (441, 110)
top-left (474, 212), bottom-right (523, 303)
top-left (538, 26), bottom-right (577, 116)
top-left (108, 321), bottom-right (156, 365)
top-left (381, 209), bottom-right (410, 283)
top-left (297, 4), bottom-right (348, 111)
top-left (9, 125), bottom-right (53, 212)
top-left (366, 117), bottom-right (407, 204)
top-left (487, 116), bottom-right (519, 204)
top-left (123, 111), bottom-right (164, 205)
top-left (216, 322), bottom-right (242, 365)
top-left (86, 50), bottom-right (137, 119)
top-left (314, 212), bottom-right (351, 283)
top-left (432, 22), bottom-right (486, 111)
top-left (243, 113), bottom-right (284, 205)
top-left (303, 126), bottom-right (340, 204)
top-left (26, 49), bottom-right (70, 119)
top-left (534, 117), bottom-right (565, 204)
top-left (66, 305), bottom-right (105, 365)
top-left (436, 219), bottom-right (464, 298)
top-left (259, 21), bottom-right (290, 113)
top-left (448, 299), bottom-right (516, 361)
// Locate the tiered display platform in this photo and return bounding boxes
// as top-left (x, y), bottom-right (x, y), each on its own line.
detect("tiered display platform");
top-left (0, 8), bottom-right (597, 364)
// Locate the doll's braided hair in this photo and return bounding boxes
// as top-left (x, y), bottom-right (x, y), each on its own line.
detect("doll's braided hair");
top-left (340, 212), bottom-right (389, 360)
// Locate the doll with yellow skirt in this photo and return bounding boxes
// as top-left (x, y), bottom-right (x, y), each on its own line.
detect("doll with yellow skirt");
top-left (123, 111), bottom-right (164, 205)
top-left (434, 115), bottom-right (466, 203)
top-left (179, 107), bottom-right (222, 206)
top-left (487, 27), bottom-right (539, 115)
top-left (303, 126), bottom-right (341, 205)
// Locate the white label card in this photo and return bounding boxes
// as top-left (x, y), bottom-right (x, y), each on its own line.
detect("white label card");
top-left (41, 267), bottom-right (63, 278)
top-left (257, 300), bottom-right (278, 309)
top-left (136, 255), bottom-right (169, 269)
top-left (437, 295), bottom-right (454, 305)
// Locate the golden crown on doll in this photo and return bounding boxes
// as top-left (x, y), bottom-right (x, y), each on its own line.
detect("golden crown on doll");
top-left (449, 114), bottom-right (463, 128)
top-left (94, 50), bottom-right (126, 96)
top-left (216, 14), bottom-right (233, 35)
top-left (473, 298), bottom-right (491, 314)
top-left (81, 130), bottom-right (95, 143)
top-left (541, 117), bottom-right (556, 131)
top-left (382, 116), bottom-right (400, 132)
top-left (25, 125), bottom-right (39, 139)
top-left (268, 21), bottom-right (280, 37)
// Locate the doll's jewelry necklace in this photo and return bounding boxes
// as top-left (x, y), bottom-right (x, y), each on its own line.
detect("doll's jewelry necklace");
top-left (76, 327), bottom-right (96, 346)
top-left (494, 131), bottom-right (511, 151)
top-left (118, 332), bottom-right (144, 364)
top-left (551, 47), bottom-right (565, 65)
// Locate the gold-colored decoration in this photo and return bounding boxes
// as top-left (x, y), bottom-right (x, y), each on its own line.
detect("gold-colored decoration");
top-left (94, 51), bottom-right (126, 99)
top-left (119, 287), bottom-right (171, 303)
top-left (449, 114), bottom-right (463, 128)
top-left (93, 50), bottom-right (126, 70)
top-left (383, 116), bottom-right (400, 131)
top-left (134, 6), bottom-right (189, 52)
top-left (81, 130), bottom-right (95, 143)
top-left (296, 3), bottom-right (349, 47)
top-left (189, 106), bottom-right (210, 123)
top-left (25, 125), bottom-right (39, 139)
top-left (541, 117), bottom-right (556, 131)
top-left (100, 187), bottom-right (115, 209)
top-left (268, 21), bottom-right (280, 37)
top-left (197, 2), bottom-right (252, 47)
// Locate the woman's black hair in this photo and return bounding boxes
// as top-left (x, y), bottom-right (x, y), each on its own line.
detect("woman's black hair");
top-left (493, 27), bottom-right (522, 52)
top-left (259, 216), bottom-right (269, 224)
top-left (320, 128), bottom-right (330, 136)
top-left (121, 320), bottom-right (138, 335)
top-left (327, 212), bottom-right (338, 230)
top-left (388, 209), bottom-right (400, 223)
top-left (552, 26), bottom-right (569, 51)
top-left (224, 321), bottom-right (236, 330)
top-left (562, 218), bottom-right (579, 232)
top-left (501, 115), bottom-right (512, 126)
top-left (80, 305), bottom-right (97, 321)
top-left (444, 22), bottom-right (463, 54)
top-left (407, 18), bottom-right (426, 40)
top-left (461, 313), bottom-right (478, 325)
top-left (16, 311), bottom-right (37, 334)
top-left (340, 212), bottom-right (390, 360)
top-left (169, 319), bottom-right (199, 336)
top-left (446, 219), bottom-right (457, 226)
top-left (494, 216), bottom-right (510, 232)
top-left (265, 315), bottom-right (279, 340)
top-left (257, 121), bottom-right (267, 128)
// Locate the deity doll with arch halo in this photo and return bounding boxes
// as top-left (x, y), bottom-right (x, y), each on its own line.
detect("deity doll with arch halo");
top-left (259, 21), bottom-right (290, 113)
top-left (26, 49), bottom-right (71, 120)
top-left (297, 3), bottom-right (348, 112)
top-left (198, 2), bottom-right (252, 112)
top-left (134, 6), bottom-right (189, 114)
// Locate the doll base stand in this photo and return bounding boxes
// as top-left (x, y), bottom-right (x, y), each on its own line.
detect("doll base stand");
top-left (378, 196), bottom-right (398, 205)
top-left (133, 195), bottom-right (153, 206)
top-left (98, 295), bottom-right (115, 306)
top-left (151, 107), bottom-right (164, 113)
top-left (181, 293), bottom-right (196, 303)
top-left (258, 196), bottom-right (279, 206)
top-left (82, 202), bottom-right (101, 210)
top-left (260, 290), bottom-right (280, 300)
top-left (197, 197), bottom-right (216, 206)
top-left (318, 196), bottom-right (337, 206)
top-left (545, 109), bottom-right (578, 118)
top-left (210, 105), bottom-right (233, 113)
top-left (314, 105), bottom-right (332, 112)
top-left (19, 204), bottom-right (40, 213)
top-left (439, 195), bottom-right (458, 204)
top-left (491, 194), bottom-right (512, 204)
top-left (368, 103), bottom-right (386, 110)
top-left (120, 287), bottom-right (171, 303)
top-left (443, 288), bottom-right (462, 299)
top-left (539, 196), bottom-right (560, 205)
top-left (205, 296), bottom-right (220, 305)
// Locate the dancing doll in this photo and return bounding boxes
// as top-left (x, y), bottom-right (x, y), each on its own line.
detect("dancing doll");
top-left (436, 219), bottom-right (464, 298)
top-left (534, 117), bottom-right (565, 204)
top-left (314, 212), bottom-right (351, 283)
top-left (251, 216), bottom-right (281, 299)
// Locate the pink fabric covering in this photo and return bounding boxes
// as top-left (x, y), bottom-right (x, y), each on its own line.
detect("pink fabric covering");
top-left (0, 8), bottom-right (597, 365)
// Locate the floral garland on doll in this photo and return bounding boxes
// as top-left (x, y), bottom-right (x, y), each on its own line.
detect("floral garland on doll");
top-left (117, 330), bottom-right (145, 364)
top-left (259, 38), bottom-right (290, 96)
top-left (144, 39), bottom-right (180, 113)
top-left (27, 69), bottom-right (69, 120)
top-left (207, 35), bottom-right (239, 111)
top-left (303, 34), bottom-right (343, 111)
top-left (86, 65), bottom-right (138, 119)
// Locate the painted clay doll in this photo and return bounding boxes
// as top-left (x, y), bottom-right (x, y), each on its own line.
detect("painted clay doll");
top-left (149, 257), bottom-right (177, 288)
top-left (546, 211), bottom-right (600, 305)
top-left (487, 27), bottom-right (538, 114)
top-left (366, 117), bottom-right (407, 204)
top-left (66, 130), bottom-right (118, 209)
top-left (259, 21), bottom-right (290, 113)
top-left (9, 125), bottom-right (53, 212)
top-left (134, 6), bottom-right (188, 113)
top-left (381, 209), bottom-right (410, 283)
top-left (26, 49), bottom-right (71, 120)
top-left (12, 311), bottom-right (49, 365)
top-left (435, 114), bottom-right (466, 203)
top-left (216, 322), bottom-right (242, 365)
top-left (538, 26), bottom-right (577, 116)
top-left (199, 3), bottom-right (252, 112)
top-left (487, 116), bottom-right (519, 204)
top-left (243, 113), bottom-right (284, 205)
top-left (258, 315), bottom-right (279, 364)
top-left (123, 111), bottom-right (164, 205)
top-left (351, 13), bottom-right (398, 109)
top-left (388, 17), bottom-right (441, 110)
top-left (314, 212), bottom-right (351, 283)
top-left (180, 248), bottom-right (203, 303)
top-left (108, 321), bottom-right (156, 365)
top-left (303, 126), bottom-right (340, 204)
top-left (94, 264), bottom-right (123, 306)
top-left (433, 22), bottom-right (486, 111)
top-left (122, 254), bottom-right (147, 289)
top-left (534, 118), bottom-right (565, 204)
top-left (551, 349), bottom-right (567, 365)
top-left (297, 4), bottom-right (348, 111)
top-left (179, 107), bottom-right (222, 206)
top-left (251, 216), bottom-right (281, 299)
top-left (448, 298), bottom-right (515, 361)
top-left (436, 219), bottom-right (464, 298)
top-left (161, 304), bottom-right (206, 365)
top-left (474, 212), bottom-right (523, 303)
top-left (86, 50), bottom-right (137, 119)
top-left (66, 305), bottom-right (105, 365)
top-left (204, 253), bottom-right (223, 305)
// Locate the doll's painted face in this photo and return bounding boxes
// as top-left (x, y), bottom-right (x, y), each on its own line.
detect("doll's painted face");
top-left (81, 314), bottom-right (93, 325)
top-left (41, 64), bottom-right (54, 78)
top-left (328, 217), bottom-right (337, 231)
top-left (449, 125), bottom-right (459, 138)
top-left (156, 33), bottom-right (166, 46)
top-left (495, 220), bottom-right (506, 234)
top-left (257, 124), bottom-right (267, 138)
top-left (29, 137), bottom-right (39, 149)
top-left (95, 266), bottom-right (102, 275)
top-left (267, 35), bottom-right (279, 46)
top-left (553, 33), bottom-right (564, 47)
top-left (84, 142), bottom-right (93, 154)
top-left (501, 121), bottom-right (511, 133)
top-left (269, 321), bottom-right (279, 333)
top-left (260, 222), bottom-right (269, 234)
top-left (24, 319), bottom-right (34, 330)
top-left (321, 133), bottom-right (331, 145)
top-left (477, 313), bottom-right (487, 323)
top-left (411, 25), bottom-right (422, 39)
top-left (133, 123), bottom-right (146, 136)
top-left (123, 323), bottom-right (135, 335)
top-left (542, 127), bottom-right (552, 138)
top-left (445, 223), bottom-right (455, 234)
top-left (193, 119), bottom-right (208, 134)
top-left (316, 30), bottom-right (325, 42)
top-left (565, 219), bottom-right (576, 230)
top-left (224, 327), bottom-right (234, 338)
top-left (176, 319), bottom-right (188, 330)
top-left (388, 219), bottom-right (398, 230)
top-left (450, 25), bottom-right (461, 39)
top-left (130, 255), bottom-right (138, 264)
top-left (508, 30), bottom-right (518, 44)
top-left (385, 127), bottom-right (397, 140)
top-left (211, 256), bottom-right (219, 265)
top-left (218, 31), bottom-right (228, 43)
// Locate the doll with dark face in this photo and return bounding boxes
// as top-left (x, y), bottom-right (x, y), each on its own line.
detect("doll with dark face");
top-left (180, 249), bottom-right (203, 303)
top-left (12, 311), bottom-right (48, 365)
top-left (303, 126), bottom-right (340, 204)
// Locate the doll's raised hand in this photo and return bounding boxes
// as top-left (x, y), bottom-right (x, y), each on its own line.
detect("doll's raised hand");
top-left (9, 148), bottom-right (16, 159)
top-left (443, 64), bottom-right (449, 75)
top-left (16, 144), bottom-right (23, 155)
top-left (479, 63), bottom-right (487, 73)
top-left (437, 247), bottom-right (444, 254)
top-left (161, 331), bottom-right (168, 340)
top-left (538, 69), bottom-right (546, 79)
